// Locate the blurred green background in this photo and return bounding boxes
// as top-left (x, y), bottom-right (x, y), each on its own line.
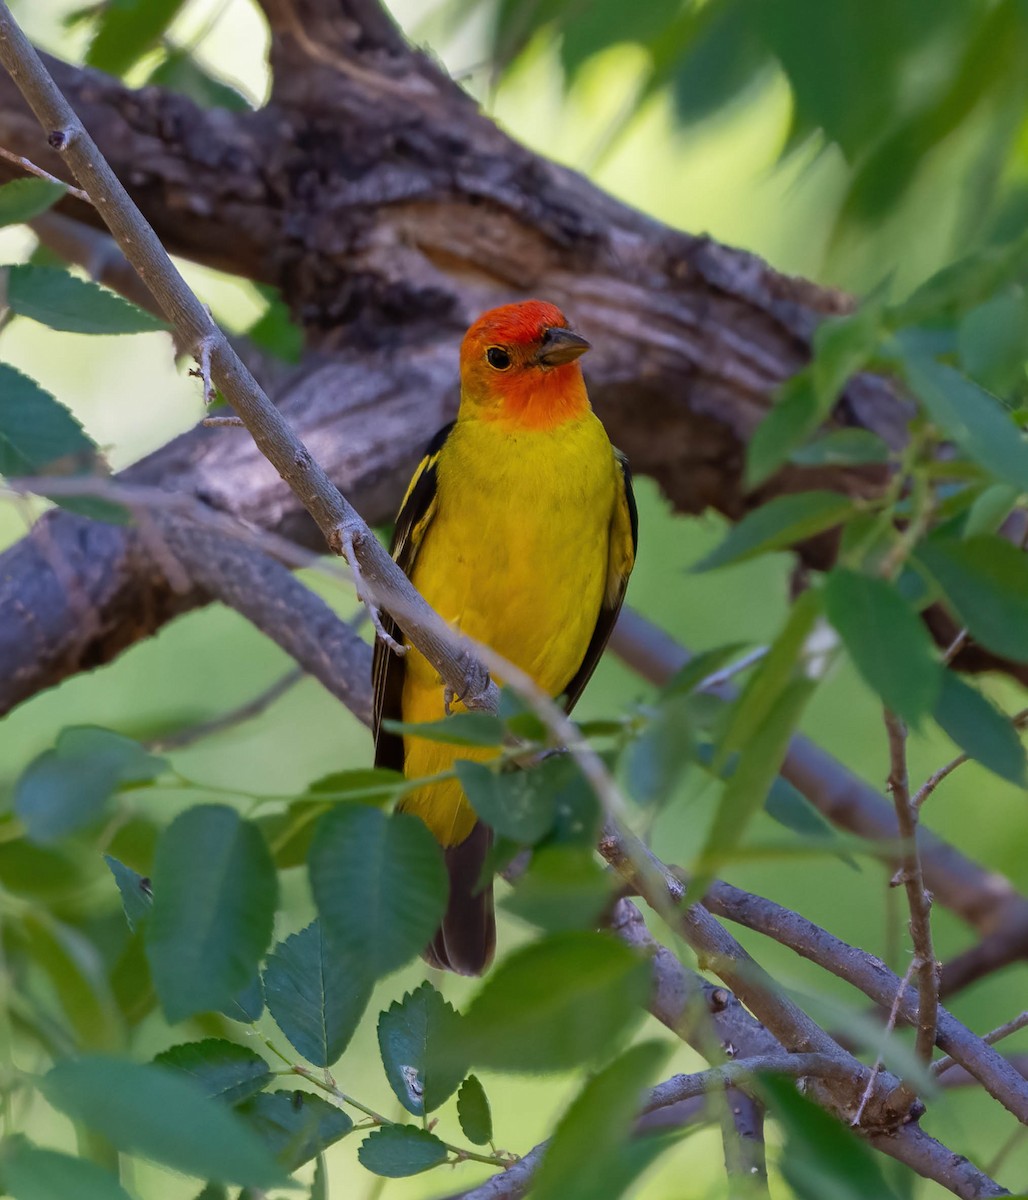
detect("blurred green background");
top-left (2, 1), bottom-right (1028, 1196)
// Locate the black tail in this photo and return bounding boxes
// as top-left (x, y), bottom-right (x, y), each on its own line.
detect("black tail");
top-left (423, 822), bottom-right (495, 976)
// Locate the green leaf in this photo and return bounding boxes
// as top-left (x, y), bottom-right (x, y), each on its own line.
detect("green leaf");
top-left (760, 1073), bottom-right (902, 1200)
top-left (958, 290), bottom-right (1028, 393)
top-left (305, 767), bottom-right (406, 804)
top-left (915, 535), bottom-right (1028, 663)
top-left (0, 364), bottom-right (97, 476)
top-left (501, 845), bottom-right (613, 933)
top-left (963, 484), bottom-right (1019, 538)
top-left (5, 266), bottom-right (167, 335)
top-left (147, 51), bottom-right (251, 111)
top-left (456, 932), bottom-right (649, 1072)
top-left (621, 697), bottom-right (693, 807)
top-left (309, 806), bottom-right (447, 980)
top-left (220, 974), bottom-right (265, 1025)
top-left (263, 919), bottom-right (372, 1067)
top-left (0, 178), bottom-right (66, 228)
top-left (0, 1142), bottom-right (132, 1200)
top-left (456, 760), bottom-right (556, 844)
top-left (933, 671), bottom-right (1027, 787)
top-left (902, 356), bottom-right (1028, 493)
top-left (16, 727), bottom-right (166, 844)
top-left (456, 1075), bottom-right (492, 1146)
top-left (746, 372), bottom-right (820, 488)
top-left (659, 643), bottom-right (751, 697)
top-left (87, 0), bottom-right (189, 75)
top-left (811, 304), bottom-right (884, 409)
top-left (146, 805), bottom-right (278, 1022)
top-left (382, 712), bottom-right (506, 747)
top-left (104, 855), bottom-right (153, 931)
top-left (790, 429), bottom-right (891, 467)
top-left (39, 1056), bottom-right (289, 1188)
top-left (357, 1126), bottom-right (448, 1178)
top-left (238, 1092), bottom-right (353, 1171)
top-left (532, 1042), bottom-right (671, 1200)
top-left (377, 981), bottom-right (466, 1116)
top-left (245, 286), bottom-right (304, 363)
top-left (695, 491), bottom-right (855, 572)
top-left (309, 1155), bottom-right (327, 1200)
top-left (824, 569), bottom-right (941, 723)
top-left (154, 1039), bottom-right (273, 1107)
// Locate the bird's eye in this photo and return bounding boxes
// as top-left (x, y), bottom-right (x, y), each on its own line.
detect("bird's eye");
top-left (486, 346), bottom-right (512, 370)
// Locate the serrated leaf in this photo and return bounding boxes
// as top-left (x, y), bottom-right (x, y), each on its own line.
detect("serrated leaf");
top-left (533, 1042), bottom-right (670, 1200)
top-left (501, 845), bottom-right (612, 933)
top-left (694, 491), bottom-right (855, 571)
top-left (0, 1142), bottom-right (132, 1200)
top-left (264, 919), bottom-right (372, 1067)
top-left (238, 1092), bottom-right (353, 1171)
top-left (0, 363), bottom-right (97, 476)
top-left (456, 760), bottom-right (556, 844)
top-left (309, 806), bottom-right (447, 980)
top-left (903, 355), bottom-right (1028, 493)
top-left (40, 1056), bottom-right (289, 1188)
top-left (377, 981), bottom-right (465, 1116)
top-left (6, 266), bottom-right (167, 335)
top-left (933, 671), bottom-right (1027, 786)
top-left (0, 178), bottom-right (66, 227)
top-left (16, 727), bottom-right (166, 844)
top-left (357, 1125), bottom-right (448, 1177)
top-left (824, 569), bottom-right (941, 723)
top-left (87, 0), bottom-right (188, 75)
top-left (456, 1075), bottom-right (492, 1145)
top-left (146, 805), bottom-right (278, 1022)
top-left (382, 712), bottom-right (506, 746)
top-left (155, 1039), bottom-right (272, 1107)
top-left (915, 535), bottom-right (1028, 663)
top-left (455, 932), bottom-right (649, 1072)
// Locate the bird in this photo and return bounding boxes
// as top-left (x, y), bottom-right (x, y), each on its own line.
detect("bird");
top-left (372, 300), bottom-right (637, 975)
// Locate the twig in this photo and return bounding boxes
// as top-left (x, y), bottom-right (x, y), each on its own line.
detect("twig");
top-left (144, 667), bottom-right (305, 752)
top-left (852, 958), bottom-right (918, 1127)
top-left (696, 646), bottom-right (768, 693)
top-left (0, 143), bottom-right (90, 202)
top-left (202, 415), bottom-right (245, 428)
top-left (885, 710), bottom-right (939, 1084)
top-left (933, 1012), bottom-right (1028, 1080)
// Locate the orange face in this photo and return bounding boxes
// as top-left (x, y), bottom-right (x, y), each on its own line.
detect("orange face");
top-left (458, 300), bottom-right (591, 430)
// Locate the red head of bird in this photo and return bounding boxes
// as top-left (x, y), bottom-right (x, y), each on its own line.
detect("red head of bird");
top-left (458, 300), bottom-right (591, 430)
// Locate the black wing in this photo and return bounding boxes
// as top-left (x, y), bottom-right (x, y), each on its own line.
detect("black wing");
top-left (372, 422), bottom-right (455, 772)
top-left (560, 450), bottom-right (638, 714)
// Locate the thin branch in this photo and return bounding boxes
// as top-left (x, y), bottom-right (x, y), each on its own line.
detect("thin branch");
top-left (852, 958), bottom-right (918, 1127)
top-left (933, 1013), bottom-right (1028, 1080)
top-left (915, 710), bottom-right (1028, 810)
top-left (0, 142), bottom-right (90, 201)
top-left (885, 710), bottom-right (939, 1081)
top-left (144, 666), bottom-right (305, 752)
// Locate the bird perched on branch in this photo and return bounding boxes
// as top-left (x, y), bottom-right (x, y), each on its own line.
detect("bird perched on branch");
top-left (372, 300), bottom-right (637, 974)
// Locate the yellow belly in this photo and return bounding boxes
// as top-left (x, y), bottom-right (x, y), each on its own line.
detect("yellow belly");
top-left (399, 412), bottom-right (617, 844)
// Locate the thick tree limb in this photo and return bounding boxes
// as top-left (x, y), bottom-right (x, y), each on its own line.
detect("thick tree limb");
top-left (0, 12), bottom-right (1024, 712)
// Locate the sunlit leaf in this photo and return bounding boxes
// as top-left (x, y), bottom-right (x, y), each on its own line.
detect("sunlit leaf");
top-left (87, 0), bottom-right (188, 75)
top-left (0, 177), bottom-right (66, 227)
top-left (5, 266), bottom-right (167, 335)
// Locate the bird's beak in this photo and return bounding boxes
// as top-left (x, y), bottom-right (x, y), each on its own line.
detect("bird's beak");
top-left (534, 326), bottom-right (591, 367)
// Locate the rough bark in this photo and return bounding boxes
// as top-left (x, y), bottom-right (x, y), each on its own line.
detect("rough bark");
top-left (0, 9), bottom-right (1019, 714)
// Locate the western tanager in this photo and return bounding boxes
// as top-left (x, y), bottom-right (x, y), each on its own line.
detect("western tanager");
top-left (372, 300), bottom-right (637, 974)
